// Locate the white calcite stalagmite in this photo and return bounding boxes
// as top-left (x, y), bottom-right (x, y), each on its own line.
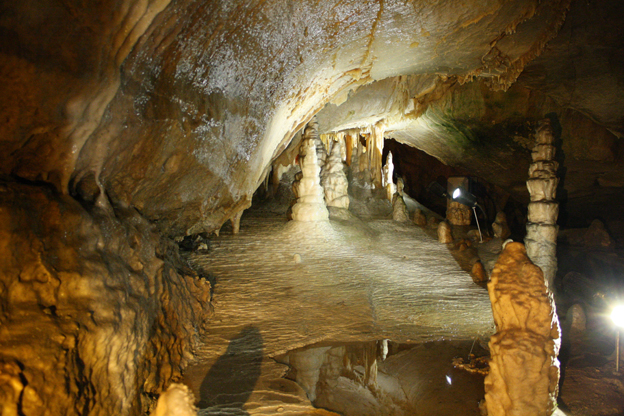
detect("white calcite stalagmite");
top-left (524, 119), bottom-right (559, 290)
top-left (291, 131), bottom-right (329, 222)
top-left (382, 151), bottom-right (396, 201)
top-left (484, 242), bottom-right (561, 416)
top-left (321, 141), bottom-right (350, 209)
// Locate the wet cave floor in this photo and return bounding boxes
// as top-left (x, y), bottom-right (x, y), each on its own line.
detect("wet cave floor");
top-left (181, 210), bottom-right (624, 416)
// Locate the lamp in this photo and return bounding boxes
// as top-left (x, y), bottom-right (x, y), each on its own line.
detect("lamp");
top-left (612, 305), bottom-right (624, 372)
top-left (451, 187), bottom-right (483, 242)
top-left (452, 187), bottom-right (478, 208)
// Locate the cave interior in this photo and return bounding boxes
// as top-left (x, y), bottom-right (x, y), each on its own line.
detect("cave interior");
top-left (1, 0), bottom-right (624, 415)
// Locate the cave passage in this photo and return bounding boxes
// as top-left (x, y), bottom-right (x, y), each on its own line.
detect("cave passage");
top-left (181, 209), bottom-right (495, 414)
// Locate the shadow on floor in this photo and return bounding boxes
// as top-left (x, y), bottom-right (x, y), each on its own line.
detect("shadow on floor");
top-left (197, 325), bottom-right (264, 412)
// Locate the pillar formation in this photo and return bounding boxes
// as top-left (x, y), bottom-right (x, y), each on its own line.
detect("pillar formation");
top-left (484, 242), bottom-right (561, 416)
top-left (525, 119), bottom-right (559, 291)
top-left (291, 126), bottom-right (329, 222)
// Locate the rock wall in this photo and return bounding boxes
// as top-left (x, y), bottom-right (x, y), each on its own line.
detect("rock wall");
top-left (0, 181), bottom-right (211, 416)
top-left (484, 242), bottom-right (560, 416)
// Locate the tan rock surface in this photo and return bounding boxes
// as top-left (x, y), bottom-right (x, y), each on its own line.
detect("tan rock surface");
top-left (484, 242), bottom-right (560, 416)
top-left (0, 182), bottom-right (211, 416)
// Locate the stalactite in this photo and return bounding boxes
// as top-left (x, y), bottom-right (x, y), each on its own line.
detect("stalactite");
top-left (524, 118), bottom-right (559, 291)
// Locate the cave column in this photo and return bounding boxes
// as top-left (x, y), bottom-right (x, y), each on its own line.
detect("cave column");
top-left (524, 119), bottom-right (559, 291)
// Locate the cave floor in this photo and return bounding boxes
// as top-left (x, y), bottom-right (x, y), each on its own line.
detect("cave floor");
top-left (183, 211), bottom-right (495, 415)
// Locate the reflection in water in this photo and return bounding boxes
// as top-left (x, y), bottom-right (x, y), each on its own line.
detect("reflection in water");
top-left (275, 339), bottom-right (489, 416)
top-left (198, 326), bottom-right (263, 412)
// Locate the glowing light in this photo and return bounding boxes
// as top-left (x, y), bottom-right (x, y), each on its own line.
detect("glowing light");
top-left (452, 188), bottom-right (461, 199)
top-left (612, 305), bottom-right (624, 328)
top-left (446, 375), bottom-right (452, 385)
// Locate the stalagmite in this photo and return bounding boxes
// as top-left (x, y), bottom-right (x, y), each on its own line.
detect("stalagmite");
top-left (524, 119), bottom-right (559, 290)
top-left (150, 384), bottom-right (197, 416)
top-left (392, 178), bottom-right (409, 222)
top-left (303, 117), bottom-right (327, 170)
top-left (291, 127), bottom-right (329, 222)
top-left (437, 220), bottom-right (453, 243)
top-left (382, 151), bottom-right (396, 201)
top-left (492, 212), bottom-right (511, 240)
top-left (484, 242), bottom-right (561, 416)
top-left (321, 141), bottom-right (350, 209)
top-left (413, 208), bottom-right (427, 227)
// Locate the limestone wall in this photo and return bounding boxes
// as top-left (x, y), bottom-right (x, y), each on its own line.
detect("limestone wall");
top-left (0, 182), bottom-right (211, 416)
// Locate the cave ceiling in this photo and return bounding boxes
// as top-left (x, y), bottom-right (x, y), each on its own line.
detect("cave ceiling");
top-left (1, 0), bottom-right (622, 235)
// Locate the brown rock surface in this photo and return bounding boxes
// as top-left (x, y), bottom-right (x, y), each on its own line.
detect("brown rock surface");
top-left (0, 182), bottom-right (211, 416)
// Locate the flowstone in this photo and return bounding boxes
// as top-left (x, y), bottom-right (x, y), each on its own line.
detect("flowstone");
top-left (484, 242), bottom-right (560, 416)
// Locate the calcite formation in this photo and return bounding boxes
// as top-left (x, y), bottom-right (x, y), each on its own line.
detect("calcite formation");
top-left (0, 182), bottom-right (211, 416)
top-left (524, 119), bottom-right (559, 290)
top-left (291, 132), bottom-right (329, 222)
top-left (413, 209), bottom-right (427, 227)
top-left (305, 118), bottom-right (328, 170)
top-left (447, 201), bottom-right (472, 226)
top-left (321, 141), bottom-right (350, 209)
top-left (150, 384), bottom-right (197, 416)
top-left (383, 151), bottom-right (396, 201)
top-left (437, 221), bottom-right (453, 244)
top-left (484, 242), bottom-right (560, 416)
top-left (392, 178), bottom-right (410, 222)
top-left (492, 212), bottom-right (511, 240)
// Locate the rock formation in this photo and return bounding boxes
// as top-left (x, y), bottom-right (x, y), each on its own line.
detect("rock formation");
top-left (321, 141), bottom-right (350, 209)
top-left (382, 151), bottom-right (396, 201)
top-left (304, 118), bottom-right (328, 170)
top-left (525, 119), bottom-right (559, 290)
top-left (0, 182), bottom-right (211, 416)
top-left (392, 178), bottom-right (409, 222)
top-left (150, 384), bottom-right (197, 416)
top-left (291, 131), bottom-right (329, 222)
top-left (492, 212), bottom-right (511, 240)
top-left (413, 209), bottom-right (427, 227)
top-left (484, 242), bottom-right (560, 416)
top-left (437, 221), bottom-right (453, 244)
top-left (447, 201), bottom-right (472, 226)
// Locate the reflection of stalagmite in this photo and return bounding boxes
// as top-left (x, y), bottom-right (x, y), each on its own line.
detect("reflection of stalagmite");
top-left (321, 141), bottom-right (350, 209)
top-left (525, 119), bottom-right (559, 291)
top-left (291, 131), bottom-right (329, 222)
top-left (484, 242), bottom-right (560, 416)
top-left (382, 151), bottom-right (396, 201)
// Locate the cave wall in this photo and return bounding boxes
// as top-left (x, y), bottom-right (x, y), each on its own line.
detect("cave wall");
top-left (0, 182), bottom-right (211, 415)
